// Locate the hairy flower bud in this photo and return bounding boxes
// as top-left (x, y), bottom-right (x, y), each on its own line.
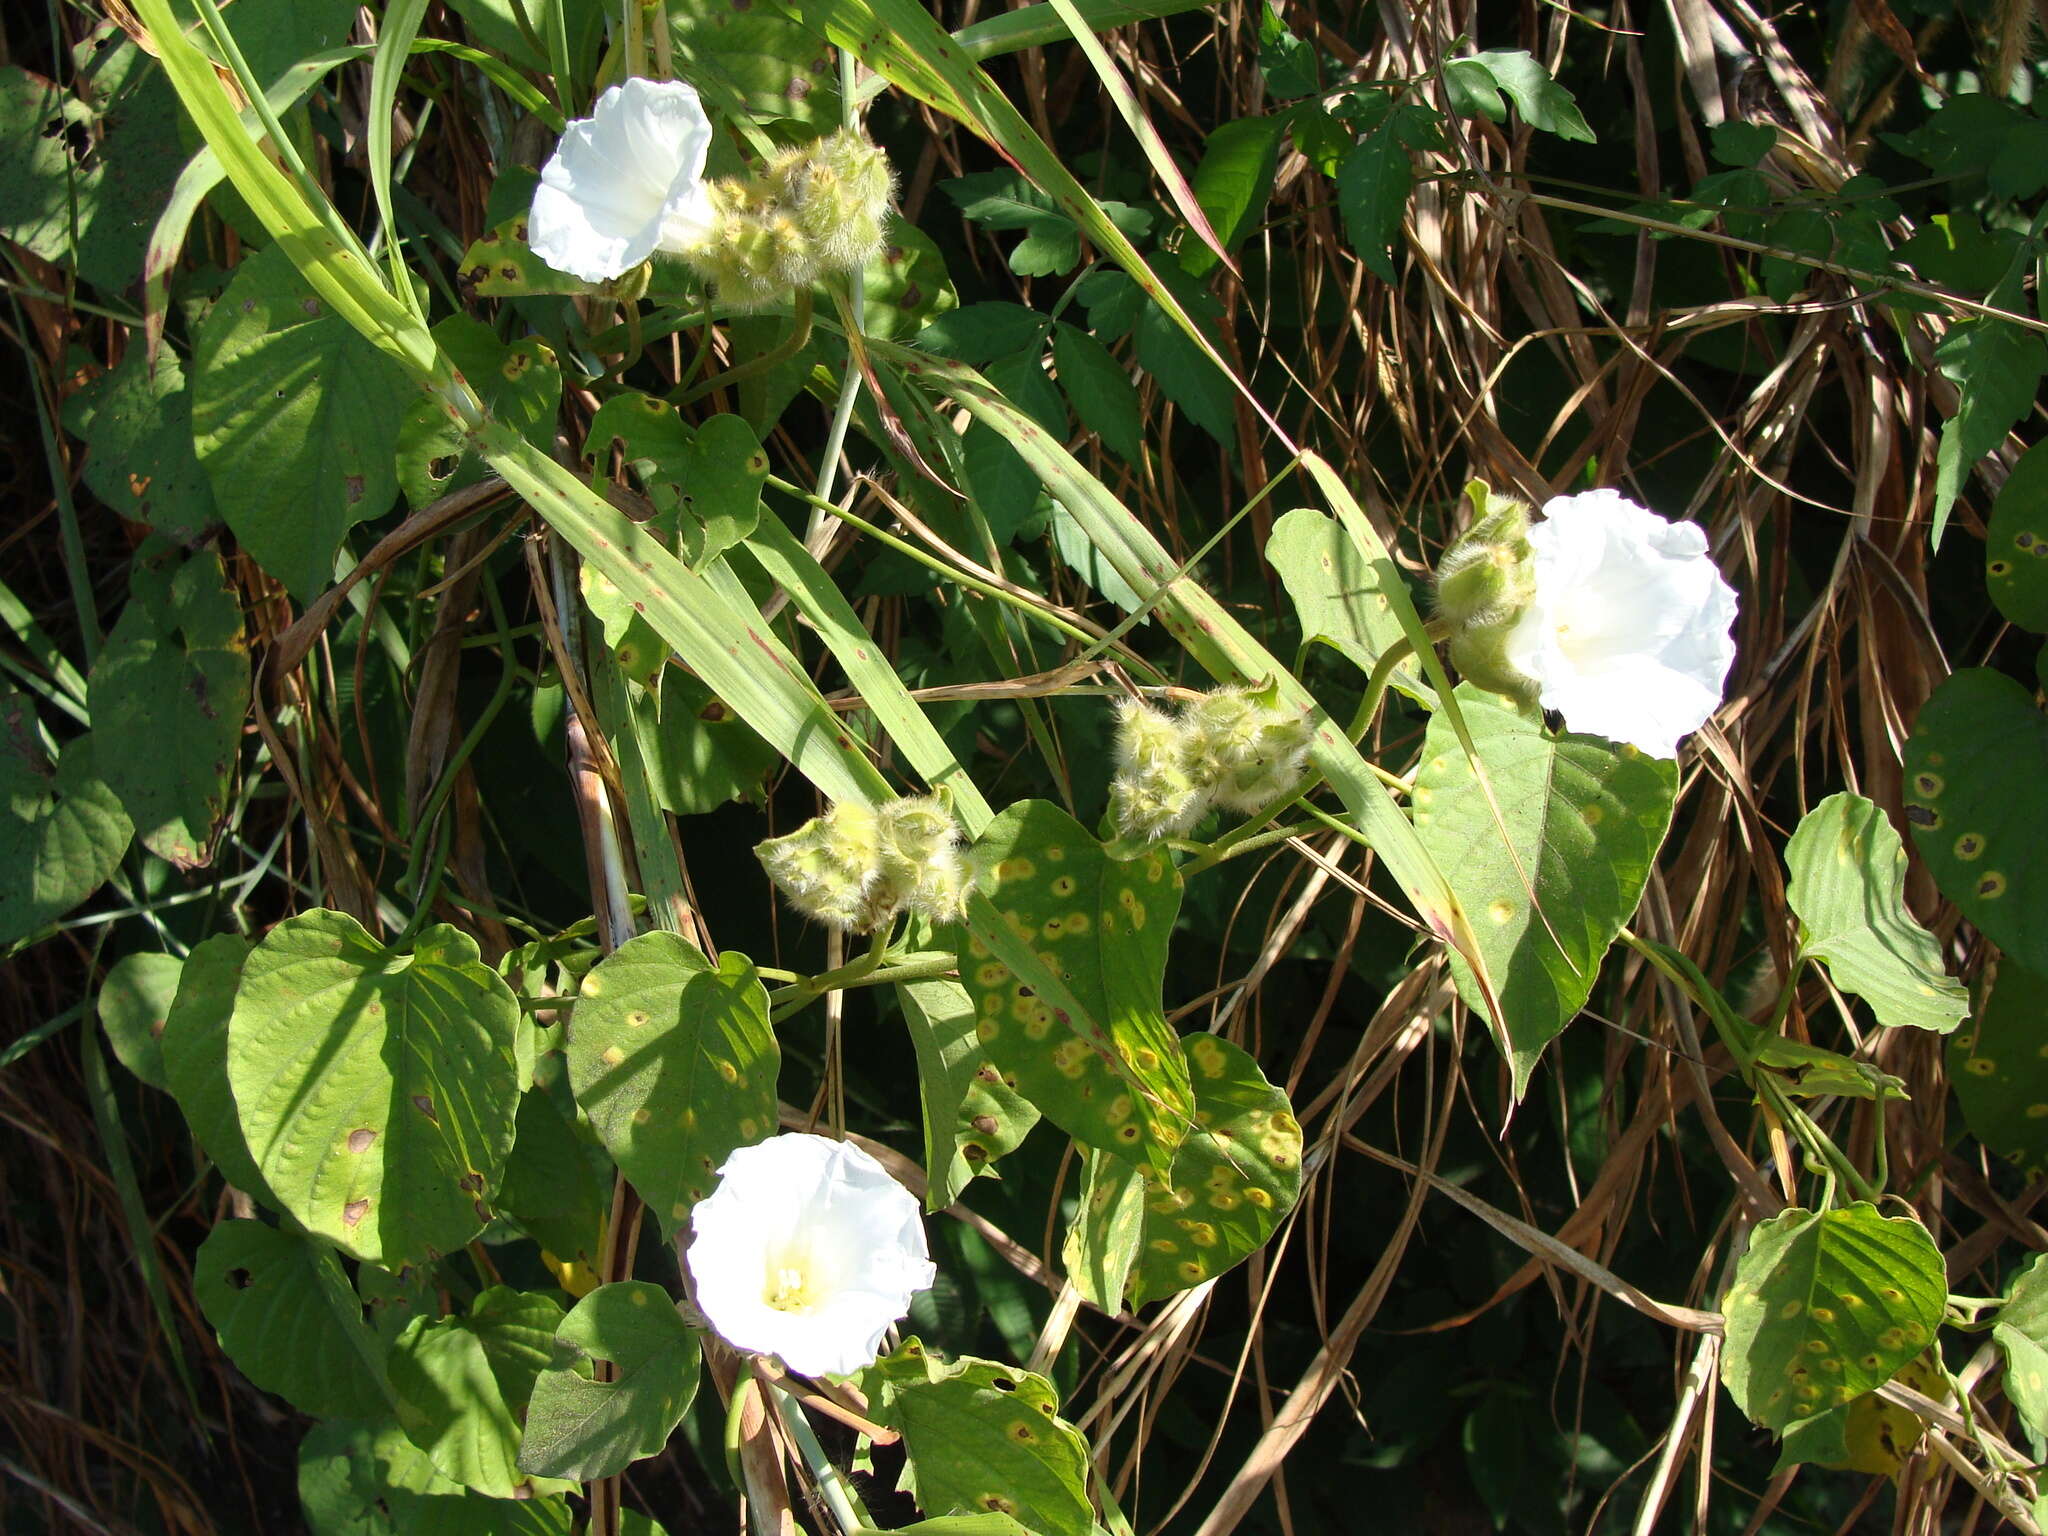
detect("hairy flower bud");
top-left (1435, 481), bottom-right (1535, 630)
top-left (1181, 686), bottom-right (1313, 815)
top-left (1111, 763), bottom-right (1210, 843)
top-left (866, 795), bottom-right (970, 927)
top-left (755, 801), bottom-right (882, 931)
top-left (778, 129), bottom-right (895, 276)
top-left (1447, 624), bottom-right (1541, 707)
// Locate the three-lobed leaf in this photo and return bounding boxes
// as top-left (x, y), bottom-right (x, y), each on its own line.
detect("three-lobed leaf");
top-left (867, 1342), bottom-right (1095, 1536)
top-left (0, 691), bottom-right (132, 948)
top-left (389, 1287), bottom-right (573, 1499)
top-left (1784, 792), bottom-right (1967, 1033)
top-left (1265, 506), bottom-right (1421, 695)
top-left (195, 1219), bottom-right (392, 1420)
top-left (193, 243), bottom-right (416, 599)
top-left (87, 541), bottom-right (249, 868)
top-left (519, 1281), bottom-right (702, 1482)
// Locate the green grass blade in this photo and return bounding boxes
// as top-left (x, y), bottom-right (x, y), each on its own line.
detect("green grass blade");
top-left (743, 516), bottom-right (994, 833)
top-left (478, 428), bottom-right (890, 807)
top-left (370, 0), bottom-right (434, 309)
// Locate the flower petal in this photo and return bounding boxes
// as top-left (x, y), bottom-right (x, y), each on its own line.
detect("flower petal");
top-left (528, 78), bottom-right (715, 282)
top-left (1501, 490), bottom-right (1738, 758)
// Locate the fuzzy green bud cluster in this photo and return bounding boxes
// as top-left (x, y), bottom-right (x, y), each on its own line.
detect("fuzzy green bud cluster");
top-left (1435, 480), bottom-right (1541, 704)
top-left (1108, 687), bottom-right (1314, 842)
top-left (755, 794), bottom-right (965, 932)
top-left (680, 129), bottom-right (896, 308)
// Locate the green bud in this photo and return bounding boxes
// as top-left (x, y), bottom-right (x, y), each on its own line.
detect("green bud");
top-left (1446, 623), bottom-right (1539, 706)
top-left (681, 178), bottom-right (824, 308)
top-left (1113, 697), bottom-right (1186, 773)
top-left (1435, 480), bottom-right (1534, 629)
top-left (756, 801), bottom-right (883, 931)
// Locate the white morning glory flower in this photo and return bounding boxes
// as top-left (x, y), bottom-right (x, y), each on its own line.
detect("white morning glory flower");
top-left (529, 77), bottom-right (717, 284)
top-left (1502, 490), bottom-right (1739, 758)
top-left (686, 1133), bottom-right (935, 1378)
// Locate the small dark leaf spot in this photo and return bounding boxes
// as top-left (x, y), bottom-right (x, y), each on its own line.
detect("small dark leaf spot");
top-left (972, 1114), bottom-right (999, 1135)
top-left (343, 1198), bottom-right (371, 1227)
top-left (1904, 805), bottom-right (1935, 826)
top-left (345, 474), bottom-right (366, 504)
top-left (412, 1094), bottom-right (437, 1121)
top-left (991, 1376), bottom-right (1017, 1392)
top-left (347, 1128), bottom-right (377, 1153)
top-left (428, 455), bottom-right (458, 480)
top-left (227, 1267), bottom-right (253, 1290)
top-left (474, 1199), bottom-right (491, 1222)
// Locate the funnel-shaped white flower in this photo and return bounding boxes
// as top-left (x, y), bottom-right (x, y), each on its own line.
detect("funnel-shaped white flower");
top-left (530, 78), bottom-right (717, 283)
top-left (687, 1134), bottom-right (935, 1378)
top-left (1502, 490), bottom-right (1738, 758)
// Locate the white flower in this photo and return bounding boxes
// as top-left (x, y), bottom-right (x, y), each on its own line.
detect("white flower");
top-left (1501, 490), bottom-right (1738, 758)
top-left (686, 1133), bottom-right (935, 1378)
top-left (529, 78), bottom-right (717, 283)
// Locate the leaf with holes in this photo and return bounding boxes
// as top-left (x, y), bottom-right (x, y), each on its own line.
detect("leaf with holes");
top-left (860, 218), bottom-right (959, 341)
top-left (1785, 792), bottom-right (1968, 1034)
top-left (88, 541), bottom-right (248, 868)
top-left (195, 1219), bottom-right (392, 1420)
top-left (947, 801), bottom-right (1194, 1173)
top-left (667, 0), bottom-right (840, 131)
top-left (1266, 507), bottom-right (1422, 698)
top-left (1995, 1253), bottom-right (2048, 1445)
top-left (519, 1281), bottom-right (702, 1482)
top-left (1904, 668), bottom-right (2048, 976)
top-left (97, 949), bottom-right (183, 1091)
top-left (634, 670), bottom-right (779, 817)
top-left (65, 347), bottom-right (218, 541)
top-left (867, 1341), bottom-right (1094, 1536)
top-left (1951, 962), bottom-right (2048, 1180)
top-left (159, 934), bottom-right (265, 1196)
top-left (1719, 1203), bottom-right (1945, 1434)
top-left (899, 978), bottom-right (1039, 1208)
top-left (226, 909), bottom-right (522, 1267)
top-left (1988, 437), bottom-right (2048, 634)
top-left (299, 1417), bottom-right (576, 1536)
top-left (192, 244), bottom-right (414, 599)
top-left (389, 1287), bottom-right (574, 1498)
top-left (397, 319), bottom-right (559, 509)
top-left (565, 934), bottom-right (778, 1237)
top-left (1411, 688), bottom-right (1676, 1095)
top-left (459, 215), bottom-right (600, 297)
top-left (0, 692), bottom-right (131, 948)
top-left (674, 414), bottom-right (766, 569)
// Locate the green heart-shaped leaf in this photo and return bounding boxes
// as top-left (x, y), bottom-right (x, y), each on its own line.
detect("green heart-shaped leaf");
top-left (519, 1281), bottom-right (702, 1481)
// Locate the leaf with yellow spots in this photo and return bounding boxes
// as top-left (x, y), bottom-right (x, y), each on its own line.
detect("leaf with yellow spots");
top-left (1904, 668), bottom-right (2048, 976)
top-left (519, 1281), bottom-right (703, 1482)
top-left (1066, 1035), bottom-right (1302, 1309)
top-left (1719, 1203), bottom-right (1946, 1434)
top-left (226, 910), bottom-right (522, 1268)
top-left (865, 1340), bottom-right (1094, 1536)
top-left (898, 978), bottom-right (1040, 1208)
top-left (1784, 793), bottom-right (1968, 1034)
top-left (1774, 1358), bottom-right (1943, 1476)
top-left (948, 800), bottom-right (1194, 1174)
top-left (564, 932), bottom-right (778, 1238)
top-left (1411, 687), bottom-right (1676, 1097)
top-left (1948, 961), bottom-right (2048, 1181)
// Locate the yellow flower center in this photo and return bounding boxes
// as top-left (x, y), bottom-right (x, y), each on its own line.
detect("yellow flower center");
top-left (766, 1264), bottom-right (816, 1314)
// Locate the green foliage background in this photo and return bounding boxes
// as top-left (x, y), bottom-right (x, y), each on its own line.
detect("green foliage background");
top-left (3, 0), bottom-right (2047, 1532)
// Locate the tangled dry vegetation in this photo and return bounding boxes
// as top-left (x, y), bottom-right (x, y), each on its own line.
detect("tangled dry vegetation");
top-left (3, 0), bottom-right (2043, 1531)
